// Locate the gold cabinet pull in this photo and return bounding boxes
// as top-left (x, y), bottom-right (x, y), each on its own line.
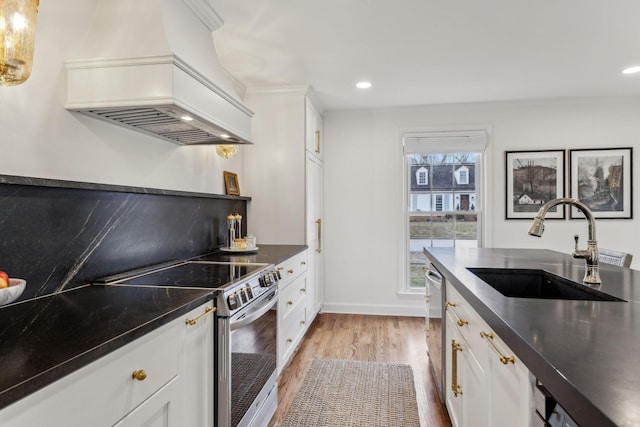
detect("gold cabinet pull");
top-left (480, 331), bottom-right (515, 365)
top-left (316, 219), bottom-right (322, 253)
top-left (451, 340), bottom-right (463, 397)
top-left (287, 300), bottom-right (294, 305)
top-left (132, 370), bottom-right (147, 381)
top-left (287, 338), bottom-right (293, 343)
top-left (300, 320), bottom-right (306, 325)
top-left (446, 303), bottom-right (469, 327)
top-left (288, 269), bottom-right (294, 274)
top-left (300, 288), bottom-right (306, 293)
top-left (185, 306), bottom-right (216, 326)
top-left (315, 129), bottom-right (321, 154)
top-left (277, 267), bottom-right (284, 271)
top-left (301, 261), bottom-right (306, 265)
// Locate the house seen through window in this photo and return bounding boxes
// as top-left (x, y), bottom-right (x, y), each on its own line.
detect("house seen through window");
top-left (404, 131), bottom-right (486, 290)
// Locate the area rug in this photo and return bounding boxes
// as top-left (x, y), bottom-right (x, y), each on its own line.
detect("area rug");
top-left (281, 358), bottom-right (420, 427)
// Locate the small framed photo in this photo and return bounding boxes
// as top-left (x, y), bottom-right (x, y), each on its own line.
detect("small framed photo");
top-left (223, 171), bottom-right (240, 196)
top-left (569, 147), bottom-right (632, 219)
top-left (505, 150), bottom-right (565, 219)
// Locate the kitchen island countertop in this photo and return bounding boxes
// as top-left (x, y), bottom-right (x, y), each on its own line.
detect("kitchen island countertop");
top-left (425, 247), bottom-right (640, 427)
top-left (0, 244), bottom-right (306, 411)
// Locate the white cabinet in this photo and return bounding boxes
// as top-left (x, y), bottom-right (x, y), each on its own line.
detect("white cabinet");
top-left (276, 250), bottom-right (309, 373)
top-left (0, 301), bottom-right (215, 427)
top-left (305, 98), bottom-right (323, 161)
top-left (243, 87), bottom-right (324, 321)
top-left (444, 283), bottom-right (533, 427)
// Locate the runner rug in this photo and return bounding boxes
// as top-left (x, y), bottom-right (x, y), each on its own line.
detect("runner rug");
top-left (281, 358), bottom-right (420, 427)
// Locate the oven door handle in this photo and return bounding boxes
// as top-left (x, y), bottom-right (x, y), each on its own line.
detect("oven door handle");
top-left (230, 290), bottom-right (278, 331)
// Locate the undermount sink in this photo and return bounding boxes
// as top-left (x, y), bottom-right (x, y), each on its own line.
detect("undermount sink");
top-left (467, 268), bottom-right (625, 302)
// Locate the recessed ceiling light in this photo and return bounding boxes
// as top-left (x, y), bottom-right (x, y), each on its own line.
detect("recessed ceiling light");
top-left (180, 115), bottom-right (194, 121)
top-left (220, 133), bottom-right (230, 139)
top-left (356, 81), bottom-right (372, 89)
top-left (622, 66), bottom-right (640, 75)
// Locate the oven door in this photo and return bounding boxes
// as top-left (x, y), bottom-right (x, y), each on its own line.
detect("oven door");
top-left (218, 289), bottom-right (278, 427)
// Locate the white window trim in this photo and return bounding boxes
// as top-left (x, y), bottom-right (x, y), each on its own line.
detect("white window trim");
top-left (397, 126), bottom-right (493, 297)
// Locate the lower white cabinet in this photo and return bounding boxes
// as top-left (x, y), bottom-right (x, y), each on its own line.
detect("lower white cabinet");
top-left (0, 301), bottom-right (214, 427)
top-left (276, 249), bottom-right (311, 373)
top-left (445, 283), bottom-right (533, 427)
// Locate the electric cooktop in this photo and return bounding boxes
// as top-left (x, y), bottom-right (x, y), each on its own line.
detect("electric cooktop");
top-left (105, 261), bottom-right (269, 290)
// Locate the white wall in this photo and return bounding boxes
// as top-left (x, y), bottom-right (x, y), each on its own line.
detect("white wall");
top-left (0, 0), bottom-right (243, 194)
top-left (323, 98), bottom-right (640, 316)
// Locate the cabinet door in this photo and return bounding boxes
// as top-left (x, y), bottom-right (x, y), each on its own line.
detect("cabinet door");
top-left (445, 314), bottom-right (464, 427)
top-left (180, 302), bottom-right (215, 427)
top-left (113, 378), bottom-right (180, 427)
top-left (305, 98), bottom-right (323, 160)
top-left (486, 334), bottom-right (532, 427)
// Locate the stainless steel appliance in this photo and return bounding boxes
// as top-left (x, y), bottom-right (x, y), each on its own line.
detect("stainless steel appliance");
top-left (101, 260), bottom-right (280, 427)
top-left (425, 262), bottom-right (445, 403)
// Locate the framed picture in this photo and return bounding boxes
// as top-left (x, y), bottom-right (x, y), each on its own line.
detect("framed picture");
top-left (505, 150), bottom-right (565, 219)
top-left (223, 171), bottom-right (240, 196)
top-left (569, 147), bottom-right (632, 219)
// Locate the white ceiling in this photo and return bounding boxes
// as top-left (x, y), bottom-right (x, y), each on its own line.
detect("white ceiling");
top-left (211, 0), bottom-right (640, 112)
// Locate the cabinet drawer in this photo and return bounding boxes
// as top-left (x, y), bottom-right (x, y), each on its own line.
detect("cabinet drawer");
top-left (446, 283), bottom-right (489, 367)
top-left (276, 250), bottom-right (308, 289)
top-left (279, 301), bottom-right (306, 366)
top-left (280, 274), bottom-right (307, 318)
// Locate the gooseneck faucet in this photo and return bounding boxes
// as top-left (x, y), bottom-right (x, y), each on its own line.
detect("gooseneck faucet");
top-left (528, 197), bottom-right (601, 286)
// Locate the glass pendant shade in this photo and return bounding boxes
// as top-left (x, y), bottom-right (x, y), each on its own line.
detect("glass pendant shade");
top-left (0, 0), bottom-right (39, 86)
top-left (216, 145), bottom-right (238, 159)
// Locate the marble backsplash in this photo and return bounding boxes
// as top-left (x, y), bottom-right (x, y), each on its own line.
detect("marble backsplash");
top-left (0, 175), bottom-right (249, 302)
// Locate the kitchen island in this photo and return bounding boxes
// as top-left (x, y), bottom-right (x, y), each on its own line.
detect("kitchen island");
top-left (425, 247), bottom-right (640, 427)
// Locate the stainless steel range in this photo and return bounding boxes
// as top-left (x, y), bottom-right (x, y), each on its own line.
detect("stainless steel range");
top-left (101, 260), bottom-right (280, 427)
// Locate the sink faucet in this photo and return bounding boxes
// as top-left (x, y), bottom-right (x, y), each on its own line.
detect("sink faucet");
top-left (528, 197), bottom-right (601, 286)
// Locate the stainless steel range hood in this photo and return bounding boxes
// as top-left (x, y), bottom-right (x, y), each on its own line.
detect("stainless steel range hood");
top-left (65, 0), bottom-right (253, 146)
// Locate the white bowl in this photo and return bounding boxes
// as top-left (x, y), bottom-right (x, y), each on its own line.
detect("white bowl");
top-left (0, 279), bottom-right (26, 306)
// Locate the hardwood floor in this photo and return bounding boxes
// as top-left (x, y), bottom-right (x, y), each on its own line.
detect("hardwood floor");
top-left (269, 313), bottom-right (452, 427)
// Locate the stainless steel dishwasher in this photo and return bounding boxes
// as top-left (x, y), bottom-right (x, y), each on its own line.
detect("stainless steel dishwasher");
top-left (425, 262), bottom-right (445, 403)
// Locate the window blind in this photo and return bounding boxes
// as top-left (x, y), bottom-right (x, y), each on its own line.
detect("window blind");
top-left (403, 130), bottom-right (487, 154)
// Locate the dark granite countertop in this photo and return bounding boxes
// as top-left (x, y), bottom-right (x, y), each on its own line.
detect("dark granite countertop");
top-left (425, 247), bottom-right (640, 427)
top-left (196, 244), bottom-right (308, 266)
top-left (0, 244), bottom-right (306, 412)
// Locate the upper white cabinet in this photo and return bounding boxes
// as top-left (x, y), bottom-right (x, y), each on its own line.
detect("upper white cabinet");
top-left (243, 87), bottom-right (324, 321)
top-left (305, 98), bottom-right (323, 161)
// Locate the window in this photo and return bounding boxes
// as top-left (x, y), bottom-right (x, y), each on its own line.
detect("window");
top-left (416, 167), bottom-right (428, 185)
top-left (403, 131), bottom-right (486, 291)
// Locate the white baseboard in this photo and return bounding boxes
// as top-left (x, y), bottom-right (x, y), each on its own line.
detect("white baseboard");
top-left (320, 302), bottom-right (426, 317)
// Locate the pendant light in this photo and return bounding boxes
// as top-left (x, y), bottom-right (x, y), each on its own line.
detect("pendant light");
top-left (0, 0), bottom-right (39, 86)
top-left (215, 145), bottom-right (238, 159)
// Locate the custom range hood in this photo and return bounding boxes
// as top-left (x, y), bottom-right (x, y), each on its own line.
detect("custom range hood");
top-left (65, 0), bottom-right (252, 145)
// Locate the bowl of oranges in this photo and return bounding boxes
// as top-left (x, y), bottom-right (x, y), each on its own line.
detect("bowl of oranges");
top-left (0, 271), bottom-right (26, 306)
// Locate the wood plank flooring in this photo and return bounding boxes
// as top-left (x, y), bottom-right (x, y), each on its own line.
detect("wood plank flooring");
top-left (269, 313), bottom-right (452, 427)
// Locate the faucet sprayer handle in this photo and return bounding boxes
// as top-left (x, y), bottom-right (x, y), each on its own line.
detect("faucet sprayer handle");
top-left (574, 234), bottom-right (579, 250)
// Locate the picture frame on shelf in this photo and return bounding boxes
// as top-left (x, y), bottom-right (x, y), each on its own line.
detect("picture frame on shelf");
top-left (223, 171), bottom-right (240, 196)
top-left (569, 147), bottom-right (633, 219)
top-left (505, 150), bottom-right (565, 219)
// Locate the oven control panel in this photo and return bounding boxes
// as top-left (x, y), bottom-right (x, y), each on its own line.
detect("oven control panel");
top-left (225, 269), bottom-right (280, 314)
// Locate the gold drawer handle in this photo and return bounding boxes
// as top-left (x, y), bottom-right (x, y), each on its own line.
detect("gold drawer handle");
top-left (288, 269), bottom-right (294, 274)
top-left (446, 303), bottom-right (468, 327)
top-left (287, 300), bottom-right (294, 305)
top-left (132, 370), bottom-right (147, 381)
top-left (301, 261), bottom-right (306, 265)
top-left (185, 306), bottom-right (216, 326)
top-left (451, 340), bottom-right (463, 397)
top-left (287, 338), bottom-right (293, 343)
top-left (300, 320), bottom-right (306, 325)
top-left (300, 288), bottom-right (306, 293)
top-left (277, 267), bottom-right (284, 271)
top-left (480, 331), bottom-right (515, 364)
